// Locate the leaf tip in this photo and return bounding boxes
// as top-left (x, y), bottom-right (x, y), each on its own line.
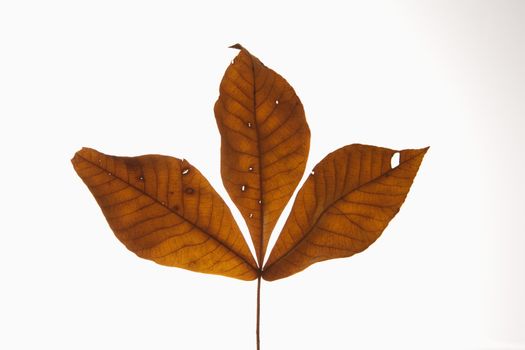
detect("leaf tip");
top-left (71, 147), bottom-right (100, 170)
top-left (229, 43), bottom-right (245, 50)
top-left (71, 148), bottom-right (84, 166)
top-left (71, 146), bottom-right (87, 158)
top-left (70, 155), bottom-right (78, 168)
top-left (419, 146), bottom-right (430, 157)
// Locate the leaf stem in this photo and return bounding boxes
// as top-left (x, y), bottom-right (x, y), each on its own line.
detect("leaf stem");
top-left (256, 274), bottom-right (261, 350)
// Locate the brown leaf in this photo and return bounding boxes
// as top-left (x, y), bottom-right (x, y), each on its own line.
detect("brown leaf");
top-left (72, 148), bottom-right (258, 280)
top-left (72, 45), bottom-right (430, 349)
top-left (214, 44), bottom-right (310, 265)
top-left (263, 144), bottom-right (428, 281)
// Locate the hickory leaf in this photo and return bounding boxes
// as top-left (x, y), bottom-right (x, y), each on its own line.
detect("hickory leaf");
top-left (263, 144), bottom-right (428, 281)
top-left (214, 43), bottom-right (310, 265)
top-left (71, 148), bottom-right (258, 280)
top-left (72, 44), bottom-right (428, 350)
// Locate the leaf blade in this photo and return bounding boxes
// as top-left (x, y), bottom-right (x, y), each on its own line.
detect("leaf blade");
top-left (214, 45), bottom-right (310, 265)
top-left (72, 148), bottom-right (258, 280)
top-left (263, 144), bottom-right (428, 281)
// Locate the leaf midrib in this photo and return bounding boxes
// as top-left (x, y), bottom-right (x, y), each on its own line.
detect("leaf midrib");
top-left (247, 50), bottom-right (266, 269)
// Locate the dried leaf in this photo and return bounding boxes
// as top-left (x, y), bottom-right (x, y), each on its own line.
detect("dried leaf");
top-left (263, 144), bottom-right (428, 281)
top-left (214, 44), bottom-right (310, 265)
top-left (72, 148), bottom-right (258, 280)
top-left (72, 45), bottom-right (429, 350)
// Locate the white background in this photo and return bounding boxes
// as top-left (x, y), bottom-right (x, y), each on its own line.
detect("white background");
top-left (1, 1), bottom-right (524, 349)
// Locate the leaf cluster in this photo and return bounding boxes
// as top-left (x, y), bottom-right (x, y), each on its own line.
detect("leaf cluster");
top-left (72, 44), bottom-right (427, 282)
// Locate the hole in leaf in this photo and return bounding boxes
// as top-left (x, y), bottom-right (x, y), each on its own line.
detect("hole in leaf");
top-left (311, 170), bottom-right (315, 175)
top-left (231, 59), bottom-right (235, 65)
top-left (247, 122), bottom-right (252, 128)
top-left (108, 172), bottom-right (112, 176)
top-left (138, 175), bottom-right (144, 181)
top-left (275, 100), bottom-right (279, 105)
top-left (182, 168), bottom-right (189, 175)
top-left (391, 152), bottom-right (400, 168)
top-left (248, 166), bottom-right (254, 172)
top-left (249, 213), bottom-right (254, 218)
top-left (241, 185), bottom-right (247, 192)
top-left (258, 200), bottom-right (262, 204)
